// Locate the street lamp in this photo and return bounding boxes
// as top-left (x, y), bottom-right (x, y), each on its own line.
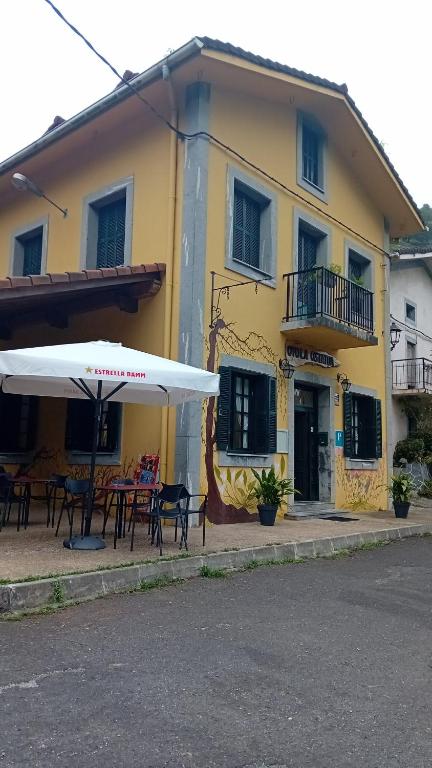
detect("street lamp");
top-left (11, 173), bottom-right (68, 217)
top-left (279, 358), bottom-right (295, 379)
top-left (337, 372), bottom-right (352, 392)
top-left (390, 321), bottom-right (401, 351)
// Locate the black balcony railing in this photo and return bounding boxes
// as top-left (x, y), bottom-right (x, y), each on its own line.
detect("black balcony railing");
top-left (283, 267), bottom-right (374, 333)
top-left (392, 358), bottom-right (432, 392)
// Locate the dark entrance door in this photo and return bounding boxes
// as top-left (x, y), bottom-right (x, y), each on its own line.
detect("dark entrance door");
top-left (294, 386), bottom-right (319, 501)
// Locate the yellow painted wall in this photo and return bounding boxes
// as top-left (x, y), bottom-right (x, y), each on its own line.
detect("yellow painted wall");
top-left (198, 84), bottom-right (389, 512)
top-left (0, 75), bottom-right (396, 513)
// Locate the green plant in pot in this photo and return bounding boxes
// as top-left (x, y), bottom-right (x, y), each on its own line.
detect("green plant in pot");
top-left (251, 466), bottom-right (297, 526)
top-left (387, 472), bottom-right (416, 518)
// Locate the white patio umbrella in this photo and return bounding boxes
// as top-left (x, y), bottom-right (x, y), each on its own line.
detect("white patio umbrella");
top-left (0, 341), bottom-right (219, 549)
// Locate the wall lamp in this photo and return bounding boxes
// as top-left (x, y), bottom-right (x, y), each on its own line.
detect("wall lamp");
top-left (279, 358), bottom-right (295, 380)
top-left (11, 173), bottom-right (68, 217)
top-left (390, 321), bottom-right (401, 351)
top-left (337, 372), bottom-right (352, 392)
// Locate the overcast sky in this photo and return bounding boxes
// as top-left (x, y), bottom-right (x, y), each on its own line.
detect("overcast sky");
top-left (1, 0), bottom-right (430, 206)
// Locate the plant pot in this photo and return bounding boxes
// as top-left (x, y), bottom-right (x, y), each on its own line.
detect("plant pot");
top-left (257, 503), bottom-right (278, 526)
top-left (393, 501), bottom-right (410, 519)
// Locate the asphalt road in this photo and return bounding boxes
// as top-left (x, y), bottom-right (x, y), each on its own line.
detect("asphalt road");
top-left (1, 538), bottom-right (432, 768)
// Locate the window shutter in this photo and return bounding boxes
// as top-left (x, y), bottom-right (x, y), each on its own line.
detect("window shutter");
top-left (374, 399), bottom-right (382, 459)
top-left (254, 376), bottom-right (277, 455)
top-left (25, 397), bottom-right (39, 451)
top-left (343, 392), bottom-right (353, 458)
top-left (65, 400), bottom-right (94, 452)
top-left (96, 197), bottom-right (126, 269)
top-left (215, 367), bottom-right (232, 451)
top-left (268, 377), bottom-right (277, 454)
top-left (23, 234), bottom-right (43, 276)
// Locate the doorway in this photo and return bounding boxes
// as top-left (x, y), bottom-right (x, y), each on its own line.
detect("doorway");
top-left (294, 385), bottom-right (319, 501)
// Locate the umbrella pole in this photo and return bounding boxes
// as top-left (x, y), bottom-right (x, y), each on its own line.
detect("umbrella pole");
top-left (84, 380), bottom-right (103, 537)
top-left (64, 380), bottom-right (106, 550)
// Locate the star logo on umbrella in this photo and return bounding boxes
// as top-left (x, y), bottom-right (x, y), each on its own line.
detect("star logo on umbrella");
top-left (85, 366), bottom-right (93, 373)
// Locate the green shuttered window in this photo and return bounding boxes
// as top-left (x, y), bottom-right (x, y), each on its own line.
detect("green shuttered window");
top-left (344, 392), bottom-right (382, 460)
top-left (66, 400), bottom-right (121, 453)
top-left (96, 197), bottom-right (126, 269)
top-left (0, 393), bottom-right (38, 453)
top-left (22, 232), bottom-right (43, 276)
top-left (233, 187), bottom-right (261, 269)
top-left (216, 366), bottom-right (277, 455)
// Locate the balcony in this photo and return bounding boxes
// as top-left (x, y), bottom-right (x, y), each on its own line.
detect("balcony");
top-left (281, 267), bottom-right (377, 350)
top-left (392, 358), bottom-right (432, 395)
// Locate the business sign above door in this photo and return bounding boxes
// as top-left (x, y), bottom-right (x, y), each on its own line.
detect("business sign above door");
top-left (285, 345), bottom-right (339, 369)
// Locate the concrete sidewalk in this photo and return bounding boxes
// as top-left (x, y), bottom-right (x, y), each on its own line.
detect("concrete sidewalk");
top-left (1, 507), bottom-right (431, 614)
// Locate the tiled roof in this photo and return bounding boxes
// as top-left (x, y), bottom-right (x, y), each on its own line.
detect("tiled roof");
top-left (198, 37), bottom-right (422, 224)
top-left (0, 263), bottom-right (166, 337)
top-left (0, 263), bottom-right (165, 292)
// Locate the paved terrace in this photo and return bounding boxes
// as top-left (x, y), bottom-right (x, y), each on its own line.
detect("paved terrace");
top-left (1, 502), bottom-right (432, 582)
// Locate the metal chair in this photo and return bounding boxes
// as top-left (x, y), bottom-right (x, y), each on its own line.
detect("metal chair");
top-left (0, 474), bottom-right (11, 531)
top-left (131, 482), bottom-right (187, 555)
top-left (55, 479), bottom-right (91, 540)
top-left (181, 488), bottom-right (208, 547)
top-left (46, 474), bottom-right (68, 528)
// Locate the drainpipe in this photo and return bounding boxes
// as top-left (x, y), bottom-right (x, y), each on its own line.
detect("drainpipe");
top-left (382, 221), bottom-right (392, 510)
top-left (159, 63), bottom-right (179, 482)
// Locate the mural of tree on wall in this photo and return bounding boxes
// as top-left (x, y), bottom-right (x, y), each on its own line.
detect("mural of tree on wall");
top-left (204, 314), bottom-right (287, 524)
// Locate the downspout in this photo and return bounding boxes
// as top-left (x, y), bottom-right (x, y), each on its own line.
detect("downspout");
top-left (382, 221), bottom-right (392, 510)
top-left (159, 63), bottom-right (179, 482)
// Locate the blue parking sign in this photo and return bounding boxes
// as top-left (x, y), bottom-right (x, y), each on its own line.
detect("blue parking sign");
top-left (335, 430), bottom-right (344, 448)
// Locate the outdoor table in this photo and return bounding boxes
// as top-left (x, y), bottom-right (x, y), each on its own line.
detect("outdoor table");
top-left (97, 482), bottom-right (160, 546)
top-left (10, 477), bottom-right (50, 530)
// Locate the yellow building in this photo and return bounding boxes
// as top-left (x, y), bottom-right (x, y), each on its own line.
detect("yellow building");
top-left (0, 38), bottom-right (424, 521)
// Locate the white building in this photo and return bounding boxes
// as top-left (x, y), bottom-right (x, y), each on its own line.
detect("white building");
top-left (390, 249), bottom-right (432, 459)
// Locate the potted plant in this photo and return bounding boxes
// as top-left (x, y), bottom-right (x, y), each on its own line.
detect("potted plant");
top-left (251, 465), bottom-right (297, 526)
top-left (388, 472), bottom-right (416, 518)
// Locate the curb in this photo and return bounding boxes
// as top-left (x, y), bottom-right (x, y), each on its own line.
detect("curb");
top-left (1, 521), bottom-right (431, 615)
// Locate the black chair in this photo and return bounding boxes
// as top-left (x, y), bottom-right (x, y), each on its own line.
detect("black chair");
top-left (181, 489), bottom-right (208, 547)
top-left (0, 474), bottom-right (11, 532)
top-left (55, 479), bottom-right (91, 540)
top-left (131, 482), bottom-right (187, 555)
top-left (46, 474), bottom-right (68, 528)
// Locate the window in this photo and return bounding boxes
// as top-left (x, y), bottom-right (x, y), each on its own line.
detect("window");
top-left (65, 399), bottom-right (121, 454)
top-left (0, 393), bottom-right (38, 453)
top-left (96, 196), bottom-right (126, 269)
top-left (302, 123), bottom-right (321, 188)
top-left (233, 187), bottom-right (261, 269)
top-left (226, 170), bottom-right (276, 281)
top-left (11, 221), bottom-right (47, 276)
top-left (216, 366), bottom-right (276, 455)
top-left (82, 178), bottom-right (133, 269)
top-left (344, 392), bottom-right (382, 460)
top-left (297, 114), bottom-right (326, 199)
top-left (405, 302), bottom-right (416, 324)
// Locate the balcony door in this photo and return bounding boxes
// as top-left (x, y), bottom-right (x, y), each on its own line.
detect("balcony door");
top-left (297, 229), bottom-right (318, 317)
top-left (406, 341), bottom-right (417, 389)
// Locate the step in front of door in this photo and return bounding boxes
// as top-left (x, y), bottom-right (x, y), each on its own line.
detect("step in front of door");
top-left (287, 502), bottom-right (337, 520)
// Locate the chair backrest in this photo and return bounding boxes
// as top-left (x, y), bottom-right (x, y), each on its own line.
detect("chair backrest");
top-left (50, 474), bottom-right (68, 487)
top-left (158, 483), bottom-right (187, 505)
top-left (65, 478), bottom-right (90, 495)
top-left (0, 473), bottom-right (11, 499)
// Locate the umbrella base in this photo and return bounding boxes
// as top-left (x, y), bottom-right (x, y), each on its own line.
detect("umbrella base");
top-left (63, 535), bottom-right (106, 551)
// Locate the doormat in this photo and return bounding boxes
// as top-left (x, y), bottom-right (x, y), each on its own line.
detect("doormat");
top-left (319, 515), bottom-right (359, 522)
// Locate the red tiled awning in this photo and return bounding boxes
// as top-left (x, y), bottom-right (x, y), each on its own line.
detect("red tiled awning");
top-left (0, 263), bottom-right (165, 339)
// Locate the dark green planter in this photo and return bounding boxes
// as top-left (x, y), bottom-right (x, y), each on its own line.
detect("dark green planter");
top-left (393, 501), bottom-right (410, 519)
top-left (257, 504), bottom-right (278, 526)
